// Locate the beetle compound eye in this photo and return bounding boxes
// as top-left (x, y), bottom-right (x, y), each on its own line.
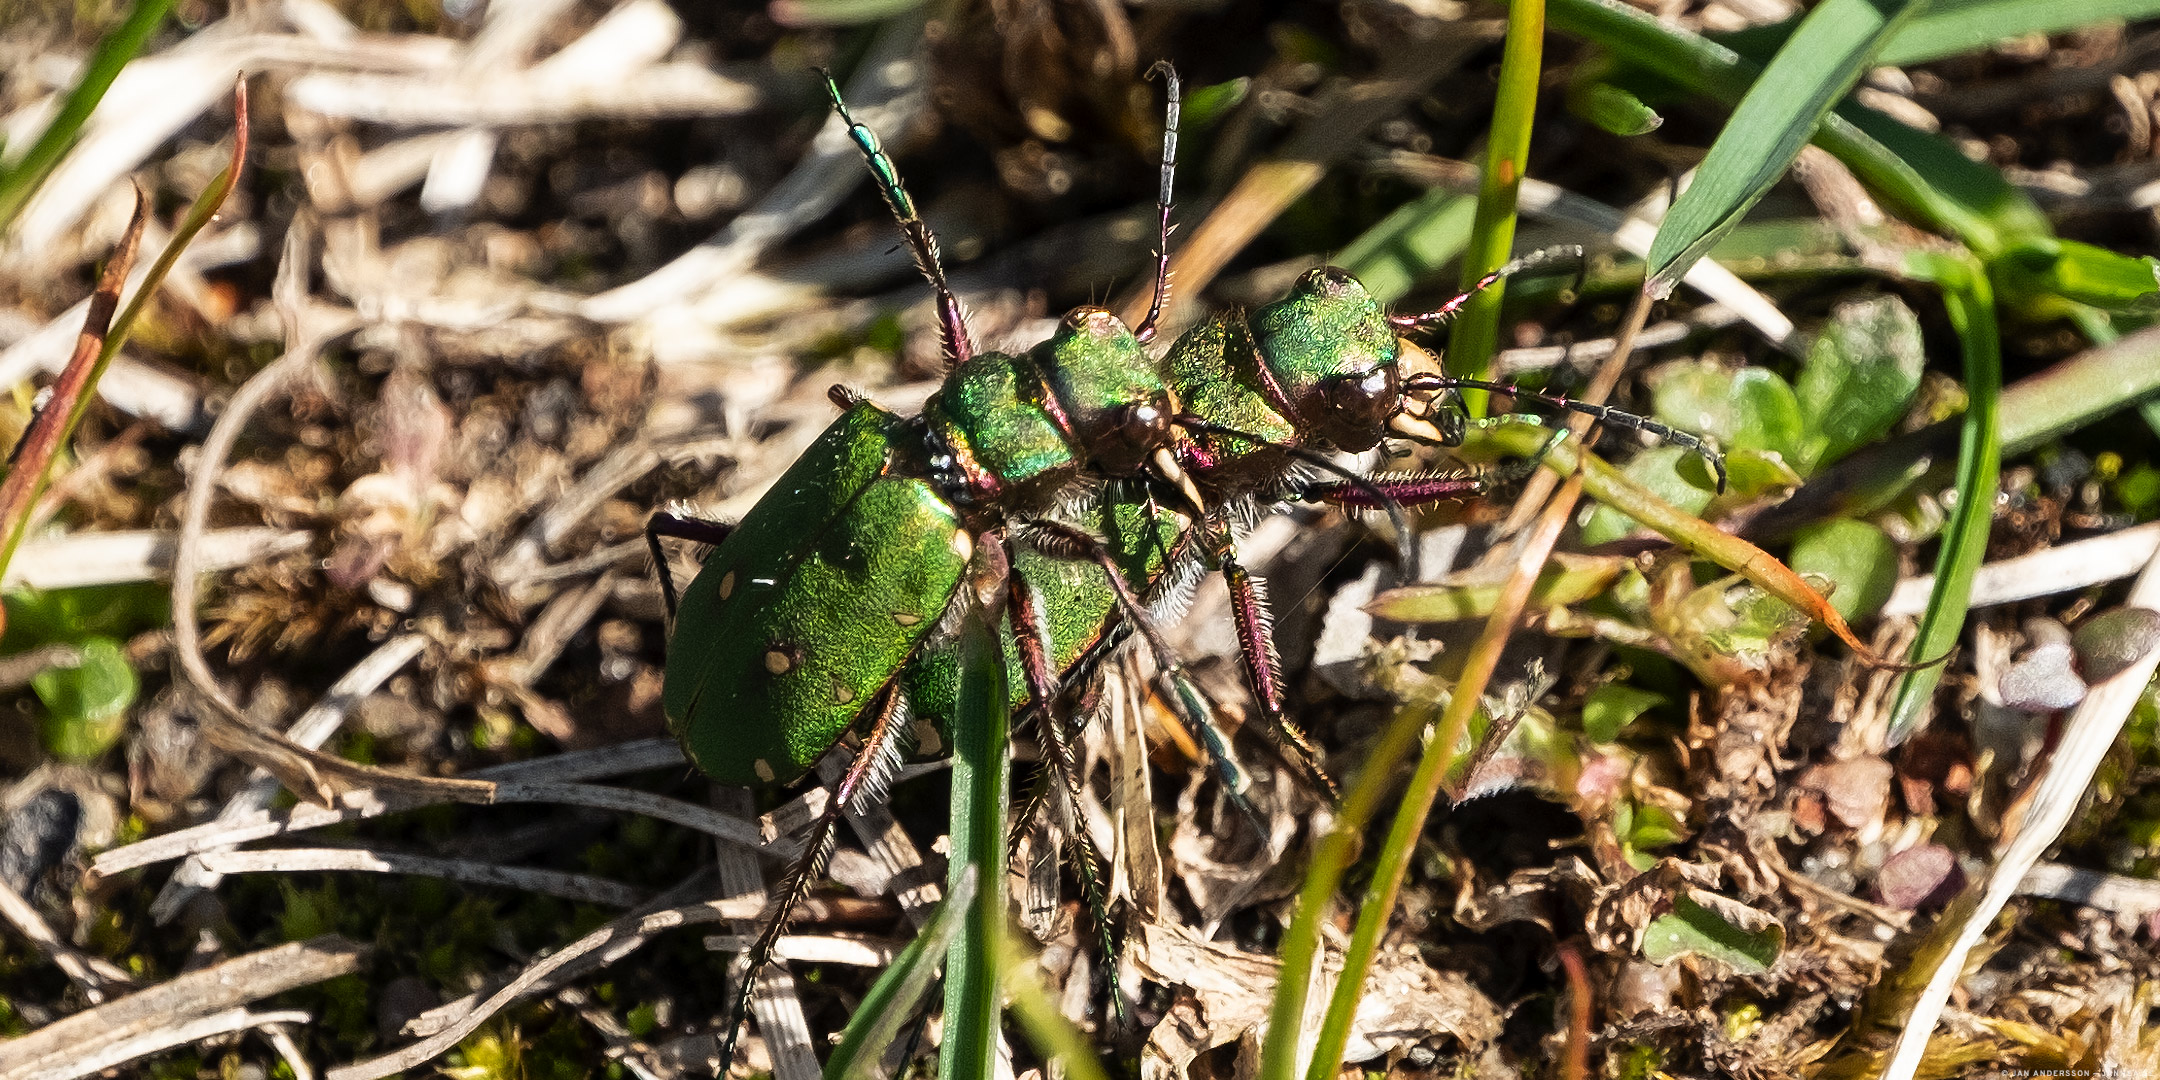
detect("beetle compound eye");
top-left (1307, 367), bottom-right (1399, 451)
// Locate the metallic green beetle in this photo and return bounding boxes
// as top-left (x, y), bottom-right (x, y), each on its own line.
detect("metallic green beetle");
top-left (648, 63), bottom-right (1729, 1068)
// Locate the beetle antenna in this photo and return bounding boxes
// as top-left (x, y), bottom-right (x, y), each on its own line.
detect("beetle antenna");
top-left (1388, 245), bottom-right (1587, 331)
top-left (1135, 61), bottom-right (1181, 344)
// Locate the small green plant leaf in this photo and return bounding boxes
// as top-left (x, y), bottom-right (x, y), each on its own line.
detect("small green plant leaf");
top-left (1795, 296), bottom-right (1926, 472)
top-left (1788, 519), bottom-right (1899, 625)
top-left (1641, 894), bottom-right (1784, 973)
top-left (36, 635), bottom-right (137, 761)
top-left (1580, 446), bottom-right (1716, 547)
top-left (1569, 79), bottom-right (1663, 136)
top-left (1645, 0), bottom-right (1924, 292)
top-left (2071, 606), bottom-right (2160, 685)
top-left (1181, 77), bottom-right (1253, 130)
top-left (1717, 449), bottom-right (1805, 501)
top-left (1582, 683), bottom-right (1666, 743)
top-left (1652, 361), bottom-right (1805, 461)
top-left (2, 582), bottom-right (170, 652)
top-left (825, 869), bottom-right (972, 1080)
top-left (1617, 801), bottom-right (1687, 850)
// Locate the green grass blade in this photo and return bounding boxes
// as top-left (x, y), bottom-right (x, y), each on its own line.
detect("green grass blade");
top-left (1260, 694), bottom-right (1440, 1080)
top-left (1546, 0), bottom-right (2049, 254)
top-left (824, 868), bottom-right (974, 1080)
top-left (1448, 0), bottom-right (1548, 415)
top-left (1645, 0), bottom-right (1925, 294)
top-left (1338, 189), bottom-right (1478, 307)
top-left (1886, 251), bottom-right (2001, 744)
top-left (0, 79), bottom-right (244, 589)
top-left (1000, 938), bottom-right (1113, 1080)
top-left (0, 0), bottom-right (176, 233)
top-left (1718, 0), bottom-right (2160, 67)
top-left (941, 607), bottom-right (1009, 1080)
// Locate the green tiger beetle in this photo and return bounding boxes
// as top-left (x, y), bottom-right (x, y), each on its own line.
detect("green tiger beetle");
top-left (647, 62), bottom-right (1727, 1065)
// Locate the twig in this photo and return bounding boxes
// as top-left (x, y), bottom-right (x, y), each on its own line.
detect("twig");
top-left (152, 633), bottom-right (430, 921)
top-left (2018, 861), bottom-right (2160, 917)
top-left (2, 527), bottom-right (309, 591)
top-left (193, 847), bottom-right (646, 907)
top-left (1883, 520), bottom-right (2160, 616)
top-left (1774, 863), bottom-right (1912, 930)
top-left (1880, 542), bottom-right (2160, 1080)
top-left (700, 933), bottom-right (907, 968)
top-left (327, 891), bottom-right (759, 1080)
top-left (0, 879), bottom-right (133, 1002)
top-left (286, 64), bottom-right (753, 127)
top-left (167, 215), bottom-right (493, 807)
top-left (822, 748), bottom-right (943, 928)
top-left (93, 779), bottom-right (783, 879)
top-left (1555, 941), bottom-right (1591, 1080)
top-left (714, 787), bottom-right (820, 1080)
top-left (0, 936), bottom-right (366, 1080)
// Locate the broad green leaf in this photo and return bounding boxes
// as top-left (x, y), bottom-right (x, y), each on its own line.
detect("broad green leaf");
top-left (1582, 683), bottom-right (1666, 742)
top-left (1788, 519), bottom-right (1900, 624)
top-left (35, 635), bottom-right (136, 762)
top-left (1795, 296), bottom-right (1926, 472)
top-left (1718, 448), bottom-right (1805, 501)
top-left (1641, 895), bottom-right (1784, 973)
top-left (1580, 445), bottom-right (1716, 547)
top-left (1618, 801), bottom-right (1688, 849)
top-left (1646, 0), bottom-right (1925, 292)
top-left (1651, 362), bottom-right (1805, 461)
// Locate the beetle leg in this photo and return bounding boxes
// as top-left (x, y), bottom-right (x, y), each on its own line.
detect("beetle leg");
top-left (1217, 544), bottom-right (1337, 801)
top-left (1290, 470), bottom-right (1490, 511)
top-left (1005, 559), bottom-right (1121, 1005)
top-left (645, 511), bottom-right (735, 621)
top-left (717, 680), bottom-right (909, 1071)
top-left (1022, 518), bottom-right (1263, 832)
